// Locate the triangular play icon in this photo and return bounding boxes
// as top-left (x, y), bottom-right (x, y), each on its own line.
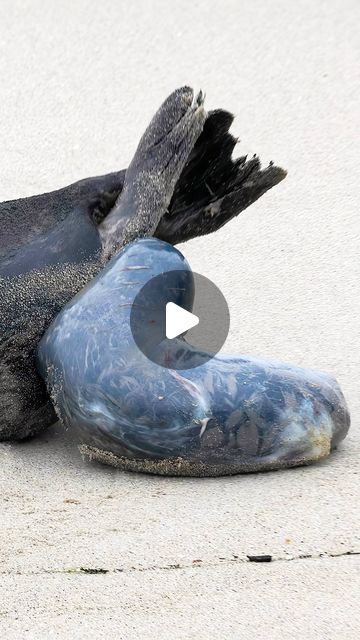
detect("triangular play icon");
top-left (165, 302), bottom-right (199, 339)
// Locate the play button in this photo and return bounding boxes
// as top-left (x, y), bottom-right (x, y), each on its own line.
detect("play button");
top-left (130, 269), bottom-right (230, 370)
top-left (166, 303), bottom-right (199, 339)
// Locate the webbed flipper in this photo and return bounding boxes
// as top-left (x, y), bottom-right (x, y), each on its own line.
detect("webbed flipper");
top-left (156, 109), bottom-right (286, 245)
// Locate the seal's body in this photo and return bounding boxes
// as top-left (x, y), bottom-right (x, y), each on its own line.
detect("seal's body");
top-left (37, 238), bottom-right (350, 476)
top-left (0, 172), bottom-right (124, 438)
top-left (0, 87), bottom-right (286, 441)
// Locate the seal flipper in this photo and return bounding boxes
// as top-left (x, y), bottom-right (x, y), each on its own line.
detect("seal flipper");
top-left (99, 87), bottom-right (206, 259)
top-left (0, 107), bottom-right (285, 258)
top-left (155, 109), bottom-right (287, 245)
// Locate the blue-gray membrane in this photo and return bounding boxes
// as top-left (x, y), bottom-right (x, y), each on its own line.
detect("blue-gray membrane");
top-left (36, 238), bottom-right (350, 477)
top-left (130, 269), bottom-right (230, 368)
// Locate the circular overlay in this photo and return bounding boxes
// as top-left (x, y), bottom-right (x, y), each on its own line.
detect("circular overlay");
top-left (130, 270), bottom-right (230, 370)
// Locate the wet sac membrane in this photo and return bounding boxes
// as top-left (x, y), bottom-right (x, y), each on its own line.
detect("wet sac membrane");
top-left (36, 238), bottom-right (350, 477)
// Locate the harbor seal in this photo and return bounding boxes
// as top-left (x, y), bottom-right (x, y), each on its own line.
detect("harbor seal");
top-left (36, 238), bottom-right (350, 477)
top-left (0, 86), bottom-right (286, 441)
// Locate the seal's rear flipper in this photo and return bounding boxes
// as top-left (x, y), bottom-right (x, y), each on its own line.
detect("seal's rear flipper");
top-left (99, 87), bottom-right (206, 260)
top-left (155, 110), bottom-right (287, 245)
top-left (1, 101), bottom-right (285, 261)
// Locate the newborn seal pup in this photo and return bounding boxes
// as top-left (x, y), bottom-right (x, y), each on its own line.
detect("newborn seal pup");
top-left (0, 87), bottom-right (286, 441)
top-left (37, 238), bottom-right (350, 477)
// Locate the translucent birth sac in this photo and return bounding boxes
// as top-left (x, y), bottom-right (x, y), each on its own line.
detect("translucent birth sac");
top-left (37, 238), bottom-right (350, 477)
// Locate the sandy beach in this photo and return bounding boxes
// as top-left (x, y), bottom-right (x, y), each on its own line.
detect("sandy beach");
top-left (0, 1), bottom-right (359, 637)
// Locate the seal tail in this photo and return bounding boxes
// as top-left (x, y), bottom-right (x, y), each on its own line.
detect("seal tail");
top-left (155, 109), bottom-right (287, 245)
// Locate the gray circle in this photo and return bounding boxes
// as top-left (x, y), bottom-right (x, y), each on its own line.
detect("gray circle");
top-left (130, 270), bottom-right (230, 369)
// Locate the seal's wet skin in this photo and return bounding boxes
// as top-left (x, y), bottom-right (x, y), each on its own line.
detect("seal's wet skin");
top-left (0, 86), bottom-right (286, 442)
top-left (36, 238), bottom-right (350, 477)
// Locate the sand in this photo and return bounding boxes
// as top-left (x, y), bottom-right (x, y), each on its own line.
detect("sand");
top-left (0, 1), bottom-right (359, 638)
